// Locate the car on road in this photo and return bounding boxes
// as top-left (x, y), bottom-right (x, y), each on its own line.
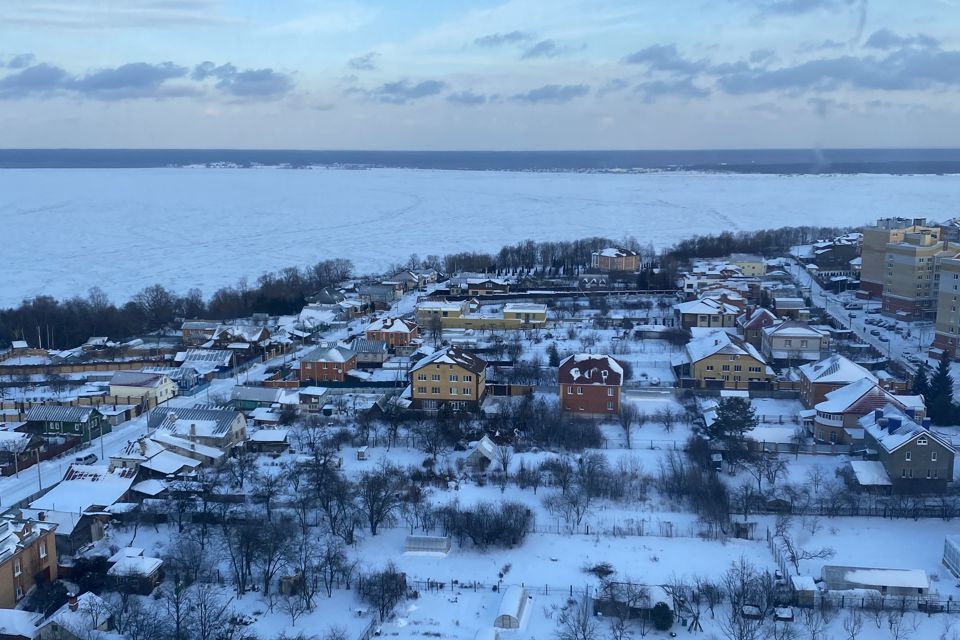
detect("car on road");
top-left (844, 302), bottom-right (863, 310)
top-left (866, 308), bottom-right (881, 314)
top-left (879, 336), bottom-right (890, 342)
top-left (870, 329), bottom-right (881, 336)
top-left (74, 453), bottom-right (98, 465)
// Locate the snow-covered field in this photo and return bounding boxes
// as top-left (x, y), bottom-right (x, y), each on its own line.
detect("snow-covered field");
top-left (3, 168), bottom-right (959, 305)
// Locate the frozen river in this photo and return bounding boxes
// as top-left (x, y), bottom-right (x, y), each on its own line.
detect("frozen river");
top-left (2, 167), bottom-right (957, 306)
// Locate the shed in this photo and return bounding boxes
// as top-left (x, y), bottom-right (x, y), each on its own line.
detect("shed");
top-left (821, 565), bottom-right (929, 596)
top-left (790, 575), bottom-right (817, 607)
top-left (494, 586), bottom-right (529, 629)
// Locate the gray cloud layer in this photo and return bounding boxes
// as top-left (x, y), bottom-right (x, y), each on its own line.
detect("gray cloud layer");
top-left (510, 84), bottom-right (589, 104)
top-left (474, 30), bottom-right (533, 47)
top-left (347, 52), bottom-right (379, 71)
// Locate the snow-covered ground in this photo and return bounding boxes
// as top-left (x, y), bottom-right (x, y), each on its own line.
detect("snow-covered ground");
top-left (4, 168), bottom-right (959, 305)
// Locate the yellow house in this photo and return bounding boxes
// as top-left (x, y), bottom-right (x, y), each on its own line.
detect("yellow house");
top-left (108, 371), bottom-right (178, 403)
top-left (676, 329), bottom-right (774, 389)
top-left (417, 300), bottom-right (547, 330)
top-left (728, 253), bottom-right (767, 277)
top-left (410, 346), bottom-right (487, 410)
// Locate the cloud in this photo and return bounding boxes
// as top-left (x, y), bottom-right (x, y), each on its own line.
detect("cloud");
top-left (521, 39), bottom-right (567, 60)
top-left (752, 0), bottom-right (851, 16)
top-left (362, 79), bottom-right (447, 104)
top-left (807, 96), bottom-right (850, 117)
top-left (748, 49), bottom-right (777, 65)
top-left (446, 90), bottom-right (487, 105)
top-left (863, 28), bottom-right (939, 50)
top-left (597, 78), bottom-right (629, 96)
top-left (510, 84), bottom-right (590, 104)
top-left (71, 61), bottom-right (189, 99)
top-left (473, 30), bottom-right (533, 47)
top-left (622, 44), bottom-right (708, 75)
top-left (715, 47), bottom-right (960, 94)
top-left (634, 78), bottom-right (710, 102)
top-left (4, 53), bottom-right (35, 69)
top-left (347, 52), bottom-right (379, 71)
top-left (192, 61), bottom-right (293, 98)
top-left (0, 0), bottom-right (242, 29)
top-left (0, 64), bottom-right (70, 98)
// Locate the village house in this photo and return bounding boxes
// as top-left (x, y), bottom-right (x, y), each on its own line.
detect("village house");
top-left (859, 405), bottom-right (955, 492)
top-left (409, 346), bottom-right (487, 411)
top-left (108, 371), bottom-right (178, 403)
top-left (298, 387), bottom-right (330, 413)
top-left (173, 348), bottom-right (234, 379)
top-left (727, 253), bottom-right (767, 277)
top-left (770, 296), bottom-right (810, 320)
top-left (798, 354), bottom-right (878, 407)
top-left (674, 298), bottom-right (740, 329)
top-left (0, 516), bottom-right (57, 609)
top-left (736, 307), bottom-right (778, 349)
top-left (24, 406), bottom-right (108, 444)
top-left (365, 316), bottom-right (420, 347)
top-left (416, 299), bottom-right (547, 330)
top-left (210, 325), bottom-right (272, 356)
top-left (591, 247), bottom-right (640, 272)
top-left (0, 608), bottom-right (42, 640)
top-left (299, 342), bottom-right (357, 383)
top-left (558, 354), bottom-right (624, 414)
top-left (807, 378), bottom-right (925, 445)
top-left (38, 592), bottom-right (112, 640)
top-left (351, 338), bottom-right (389, 366)
top-left (108, 437), bottom-right (201, 479)
top-left (674, 330), bottom-right (774, 390)
top-left (760, 321), bottom-right (831, 364)
top-left (230, 385), bottom-right (285, 412)
top-left (147, 406), bottom-right (247, 450)
top-left (247, 428), bottom-right (291, 455)
top-left (107, 547), bottom-right (164, 595)
top-left (358, 283), bottom-right (398, 308)
top-left (180, 320), bottom-right (220, 345)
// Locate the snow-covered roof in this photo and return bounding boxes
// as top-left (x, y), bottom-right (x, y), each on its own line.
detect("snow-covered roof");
top-left (108, 371), bottom-right (170, 388)
top-left (31, 465), bottom-right (137, 514)
top-left (0, 608), bottom-right (41, 638)
top-left (149, 432), bottom-right (226, 461)
top-left (418, 299), bottom-right (467, 312)
top-left (411, 346), bottom-right (486, 374)
top-left (848, 460), bottom-right (892, 486)
top-left (26, 405), bottom-right (100, 423)
top-left (815, 378), bottom-right (922, 415)
top-left (0, 430), bottom-right (31, 453)
top-left (675, 298), bottom-right (739, 316)
top-left (860, 405), bottom-right (952, 454)
top-left (685, 330), bottom-right (768, 366)
top-left (841, 567), bottom-right (929, 590)
top-left (108, 554), bottom-right (163, 577)
top-left (594, 247), bottom-right (638, 258)
top-left (762, 321), bottom-right (828, 338)
top-left (737, 307), bottom-right (778, 330)
top-left (148, 406), bottom-right (241, 438)
top-left (366, 316), bottom-right (418, 333)
top-left (230, 385), bottom-right (282, 404)
top-left (302, 342), bottom-right (356, 364)
top-left (43, 592), bottom-right (110, 633)
top-left (799, 354), bottom-right (877, 385)
top-left (558, 354), bottom-right (624, 386)
top-left (131, 479), bottom-right (168, 496)
top-left (141, 449), bottom-right (201, 475)
top-left (250, 428), bottom-right (289, 443)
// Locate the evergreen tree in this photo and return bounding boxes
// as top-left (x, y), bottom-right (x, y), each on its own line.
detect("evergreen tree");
top-left (928, 357), bottom-right (957, 425)
top-left (911, 363), bottom-right (930, 399)
top-left (546, 342), bottom-right (560, 367)
top-left (705, 397), bottom-right (758, 447)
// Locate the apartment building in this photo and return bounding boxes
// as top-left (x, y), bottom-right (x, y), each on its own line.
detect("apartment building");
top-left (932, 255), bottom-right (960, 358)
top-left (881, 231), bottom-right (959, 320)
top-left (859, 217), bottom-right (932, 298)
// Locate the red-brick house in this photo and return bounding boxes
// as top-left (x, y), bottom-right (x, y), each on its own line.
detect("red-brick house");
top-left (299, 342), bottom-right (357, 383)
top-left (365, 316), bottom-right (420, 348)
top-left (736, 306), bottom-right (779, 349)
top-left (558, 354), bottom-right (624, 414)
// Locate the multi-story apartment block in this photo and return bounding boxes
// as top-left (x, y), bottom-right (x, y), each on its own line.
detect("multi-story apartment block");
top-left (933, 256), bottom-right (960, 359)
top-left (881, 231), bottom-right (959, 320)
top-left (859, 217), bottom-right (932, 298)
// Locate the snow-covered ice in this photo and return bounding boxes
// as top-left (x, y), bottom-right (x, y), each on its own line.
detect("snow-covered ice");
top-left (3, 168), bottom-right (959, 305)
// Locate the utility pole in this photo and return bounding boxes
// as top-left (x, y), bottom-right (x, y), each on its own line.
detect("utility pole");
top-left (36, 448), bottom-right (41, 491)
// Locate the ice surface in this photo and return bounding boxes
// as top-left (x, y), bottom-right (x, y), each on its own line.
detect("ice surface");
top-left (2, 167), bottom-right (958, 305)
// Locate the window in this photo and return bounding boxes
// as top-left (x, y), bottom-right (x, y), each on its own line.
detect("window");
top-left (901, 469), bottom-right (906, 478)
top-left (927, 469), bottom-right (932, 479)
top-left (784, 339), bottom-right (792, 346)
top-left (15, 582), bottom-right (22, 600)
top-left (417, 374), bottom-right (427, 381)
top-left (432, 374), bottom-right (440, 381)
top-left (14, 559), bottom-right (21, 576)
top-left (607, 388), bottom-right (614, 396)
top-left (935, 469), bottom-right (939, 479)
top-left (431, 386), bottom-right (440, 394)
top-left (706, 365), bottom-right (714, 371)
top-left (909, 469), bottom-right (914, 478)
top-left (449, 374), bottom-right (458, 382)
top-left (607, 402), bottom-right (614, 411)
top-left (577, 387), bottom-right (583, 395)
top-left (463, 375), bottom-right (473, 382)
top-left (449, 387), bottom-right (458, 395)
top-left (905, 451), bottom-right (912, 461)
top-left (463, 387), bottom-right (471, 396)
top-left (40, 542), bottom-right (47, 559)
top-left (932, 451), bottom-right (938, 461)
top-left (800, 339), bottom-right (808, 348)
top-left (721, 365), bottom-right (730, 371)
top-left (917, 437), bottom-right (928, 445)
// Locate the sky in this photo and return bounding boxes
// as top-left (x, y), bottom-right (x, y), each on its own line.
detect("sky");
top-left (0, 0), bottom-right (958, 150)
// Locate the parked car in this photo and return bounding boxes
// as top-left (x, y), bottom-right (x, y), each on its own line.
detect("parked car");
top-left (74, 453), bottom-right (98, 465)
top-left (879, 336), bottom-right (890, 342)
top-left (866, 308), bottom-right (881, 314)
top-left (844, 302), bottom-right (863, 310)
top-left (870, 329), bottom-right (881, 336)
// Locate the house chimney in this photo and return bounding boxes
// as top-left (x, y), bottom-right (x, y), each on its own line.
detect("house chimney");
top-left (873, 409), bottom-right (883, 421)
top-left (190, 423), bottom-right (197, 436)
top-left (887, 417), bottom-right (901, 432)
top-left (905, 408), bottom-right (915, 419)
top-left (68, 593), bottom-right (78, 611)
top-left (37, 512), bottom-right (45, 522)
top-left (922, 417), bottom-right (932, 429)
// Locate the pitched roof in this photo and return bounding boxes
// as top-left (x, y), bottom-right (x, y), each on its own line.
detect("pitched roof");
top-left (762, 321), bottom-right (829, 338)
top-left (352, 338), bottom-right (389, 354)
top-left (230, 385), bottom-right (283, 403)
top-left (737, 307), bottom-right (778, 330)
top-left (410, 345), bottom-right (487, 374)
top-left (148, 407), bottom-right (241, 438)
top-left (109, 371), bottom-right (170, 388)
top-left (860, 405), bottom-right (952, 453)
top-left (31, 465), bottom-right (137, 513)
top-left (594, 247), bottom-right (638, 258)
top-left (685, 330), bottom-right (768, 365)
top-left (815, 378), bottom-right (911, 414)
top-left (799, 354), bottom-right (877, 385)
top-left (26, 405), bottom-right (99, 423)
top-left (558, 354), bottom-right (624, 386)
top-left (675, 297), bottom-right (739, 316)
top-left (366, 316), bottom-right (418, 333)
top-left (302, 342), bottom-right (356, 363)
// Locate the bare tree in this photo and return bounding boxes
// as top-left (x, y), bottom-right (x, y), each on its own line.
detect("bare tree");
top-left (495, 445), bottom-right (514, 492)
top-left (544, 486), bottom-right (593, 529)
top-left (556, 597), bottom-right (599, 640)
top-left (359, 563), bottom-right (407, 619)
top-left (358, 462), bottom-right (405, 535)
top-left (842, 609), bottom-right (863, 640)
top-left (618, 403), bottom-right (640, 449)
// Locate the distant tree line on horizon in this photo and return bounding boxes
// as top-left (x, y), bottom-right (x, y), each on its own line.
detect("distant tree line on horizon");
top-left (0, 225), bottom-right (848, 348)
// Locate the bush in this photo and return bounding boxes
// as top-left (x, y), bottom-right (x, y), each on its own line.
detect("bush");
top-left (651, 602), bottom-right (673, 630)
